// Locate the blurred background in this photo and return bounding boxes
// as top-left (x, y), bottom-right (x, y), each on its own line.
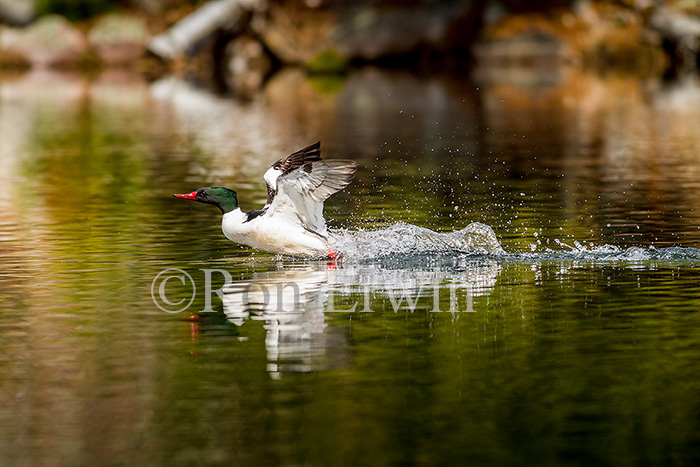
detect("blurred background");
top-left (1, 0), bottom-right (700, 92)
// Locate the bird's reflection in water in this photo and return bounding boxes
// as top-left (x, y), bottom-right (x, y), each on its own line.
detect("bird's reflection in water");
top-left (223, 266), bottom-right (345, 379)
top-left (222, 257), bottom-right (502, 378)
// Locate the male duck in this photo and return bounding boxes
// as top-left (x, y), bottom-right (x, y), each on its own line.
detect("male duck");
top-left (174, 142), bottom-right (358, 257)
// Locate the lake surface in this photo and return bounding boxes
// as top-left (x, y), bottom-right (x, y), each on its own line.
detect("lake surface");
top-left (1, 67), bottom-right (700, 465)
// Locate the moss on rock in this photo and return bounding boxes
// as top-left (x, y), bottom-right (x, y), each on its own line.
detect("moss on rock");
top-left (306, 49), bottom-right (348, 74)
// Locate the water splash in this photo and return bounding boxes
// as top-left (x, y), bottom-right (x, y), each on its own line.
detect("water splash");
top-left (516, 241), bottom-right (700, 263)
top-left (329, 222), bottom-right (700, 264)
top-left (331, 222), bottom-right (505, 259)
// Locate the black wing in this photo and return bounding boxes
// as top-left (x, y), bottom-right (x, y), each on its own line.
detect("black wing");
top-left (265, 141), bottom-right (323, 205)
top-left (273, 141), bottom-right (322, 174)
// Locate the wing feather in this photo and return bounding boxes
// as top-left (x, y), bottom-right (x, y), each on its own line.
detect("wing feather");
top-left (264, 141), bottom-right (323, 205)
top-left (276, 141), bottom-right (322, 174)
top-left (266, 159), bottom-right (358, 235)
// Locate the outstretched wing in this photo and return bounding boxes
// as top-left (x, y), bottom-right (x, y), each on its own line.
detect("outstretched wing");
top-left (266, 158), bottom-right (358, 236)
top-left (263, 141), bottom-right (322, 206)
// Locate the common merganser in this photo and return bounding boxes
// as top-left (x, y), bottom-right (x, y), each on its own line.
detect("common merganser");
top-left (173, 142), bottom-right (358, 258)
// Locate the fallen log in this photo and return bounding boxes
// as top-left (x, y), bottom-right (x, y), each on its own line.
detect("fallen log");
top-left (148, 0), bottom-right (259, 60)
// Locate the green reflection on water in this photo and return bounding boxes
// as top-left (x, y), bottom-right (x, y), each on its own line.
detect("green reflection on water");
top-left (0, 69), bottom-right (699, 465)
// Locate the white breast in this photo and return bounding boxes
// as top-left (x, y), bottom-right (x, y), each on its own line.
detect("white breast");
top-left (221, 208), bottom-right (328, 257)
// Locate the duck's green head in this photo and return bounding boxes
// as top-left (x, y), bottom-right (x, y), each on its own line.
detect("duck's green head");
top-left (173, 187), bottom-right (239, 214)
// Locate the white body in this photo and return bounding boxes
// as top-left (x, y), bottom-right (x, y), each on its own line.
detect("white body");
top-left (222, 208), bottom-right (329, 257)
top-left (212, 142), bottom-right (356, 257)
